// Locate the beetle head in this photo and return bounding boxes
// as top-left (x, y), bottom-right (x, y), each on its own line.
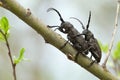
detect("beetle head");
top-left (47, 8), bottom-right (74, 33)
top-left (60, 21), bottom-right (74, 33)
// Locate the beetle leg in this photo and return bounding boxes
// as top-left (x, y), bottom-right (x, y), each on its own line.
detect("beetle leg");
top-left (47, 25), bottom-right (60, 28)
top-left (74, 51), bottom-right (86, 62)
top-left (88, 60), bottom-right (96, 67)
top-left (74, 52), bottom-right (79, 62)
top-left (60, 40), bottom-right (69, 49)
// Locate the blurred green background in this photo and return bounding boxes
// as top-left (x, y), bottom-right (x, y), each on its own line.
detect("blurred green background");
top-left (0, 0), bottom-right (119, 80)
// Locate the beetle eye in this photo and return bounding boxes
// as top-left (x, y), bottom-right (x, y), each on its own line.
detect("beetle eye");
top-left (62, 28), bottom-right (66, 32)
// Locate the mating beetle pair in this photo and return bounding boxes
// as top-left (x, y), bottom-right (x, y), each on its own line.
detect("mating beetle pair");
top-left (47, 8), bottom-right (101, 64)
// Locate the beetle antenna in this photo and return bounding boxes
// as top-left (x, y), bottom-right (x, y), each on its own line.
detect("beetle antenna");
top-left (47, 8), bottom-right (65, 23)
top-left (86, 11), bottom-right (91, 29)
top-left (70, 17), bottom-right (85, 29)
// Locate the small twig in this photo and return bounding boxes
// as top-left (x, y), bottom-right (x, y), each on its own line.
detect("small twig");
top-left (102, 0), bottom-right (120, 68)
top-left (0, 29), bottom-right (17, 80)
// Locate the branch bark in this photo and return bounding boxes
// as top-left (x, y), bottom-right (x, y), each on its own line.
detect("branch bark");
top-left (0, 0), bottom-right (118, 80)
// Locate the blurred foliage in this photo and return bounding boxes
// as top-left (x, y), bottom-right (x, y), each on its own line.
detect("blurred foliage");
top-left (99, 41), bottom-right (120, 78)
top-left (98, 41), bottom-right (109, 53)
top-left (99, 41), bottom-right (120, 60)
top-left (112, 41), bottom-right (120, 60)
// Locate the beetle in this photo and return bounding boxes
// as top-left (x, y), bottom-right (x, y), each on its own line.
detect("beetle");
top-left (47, 8), bottom-right (89, 61)
top-left (70, 11), bottom-right (102, 64)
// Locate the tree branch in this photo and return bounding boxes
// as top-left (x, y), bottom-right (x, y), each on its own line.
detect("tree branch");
top-left (0, 0), bottom-right (118, 79)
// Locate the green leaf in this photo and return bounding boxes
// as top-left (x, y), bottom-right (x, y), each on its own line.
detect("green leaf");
top-left (18, 48), bottom-right (25, 60)
top-left (0, 17), bottom-right (10, 34)
top-left (0, 17), bottom-right (10, 41)
top-left (0, 33), bottom-right (5, 41)
top-left (13, 48), bottom-right (25, 64)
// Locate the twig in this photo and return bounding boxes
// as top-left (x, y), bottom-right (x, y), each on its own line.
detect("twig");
top-left (0, 29), bottom-right (17, 80)
top-left (102, 0), bottom-right (120, 68)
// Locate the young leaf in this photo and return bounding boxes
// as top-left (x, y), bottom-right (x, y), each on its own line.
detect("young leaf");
top-left (0, 17), bottom-right (10, 41)
top-left (13, 48), bottom-right (25, 64)
top-left (0, 17), bottom-right (10, 35)
top-left (0, 33), bottom-right (5, 41)
top-left (18, 48), bottom-right (25, 60)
